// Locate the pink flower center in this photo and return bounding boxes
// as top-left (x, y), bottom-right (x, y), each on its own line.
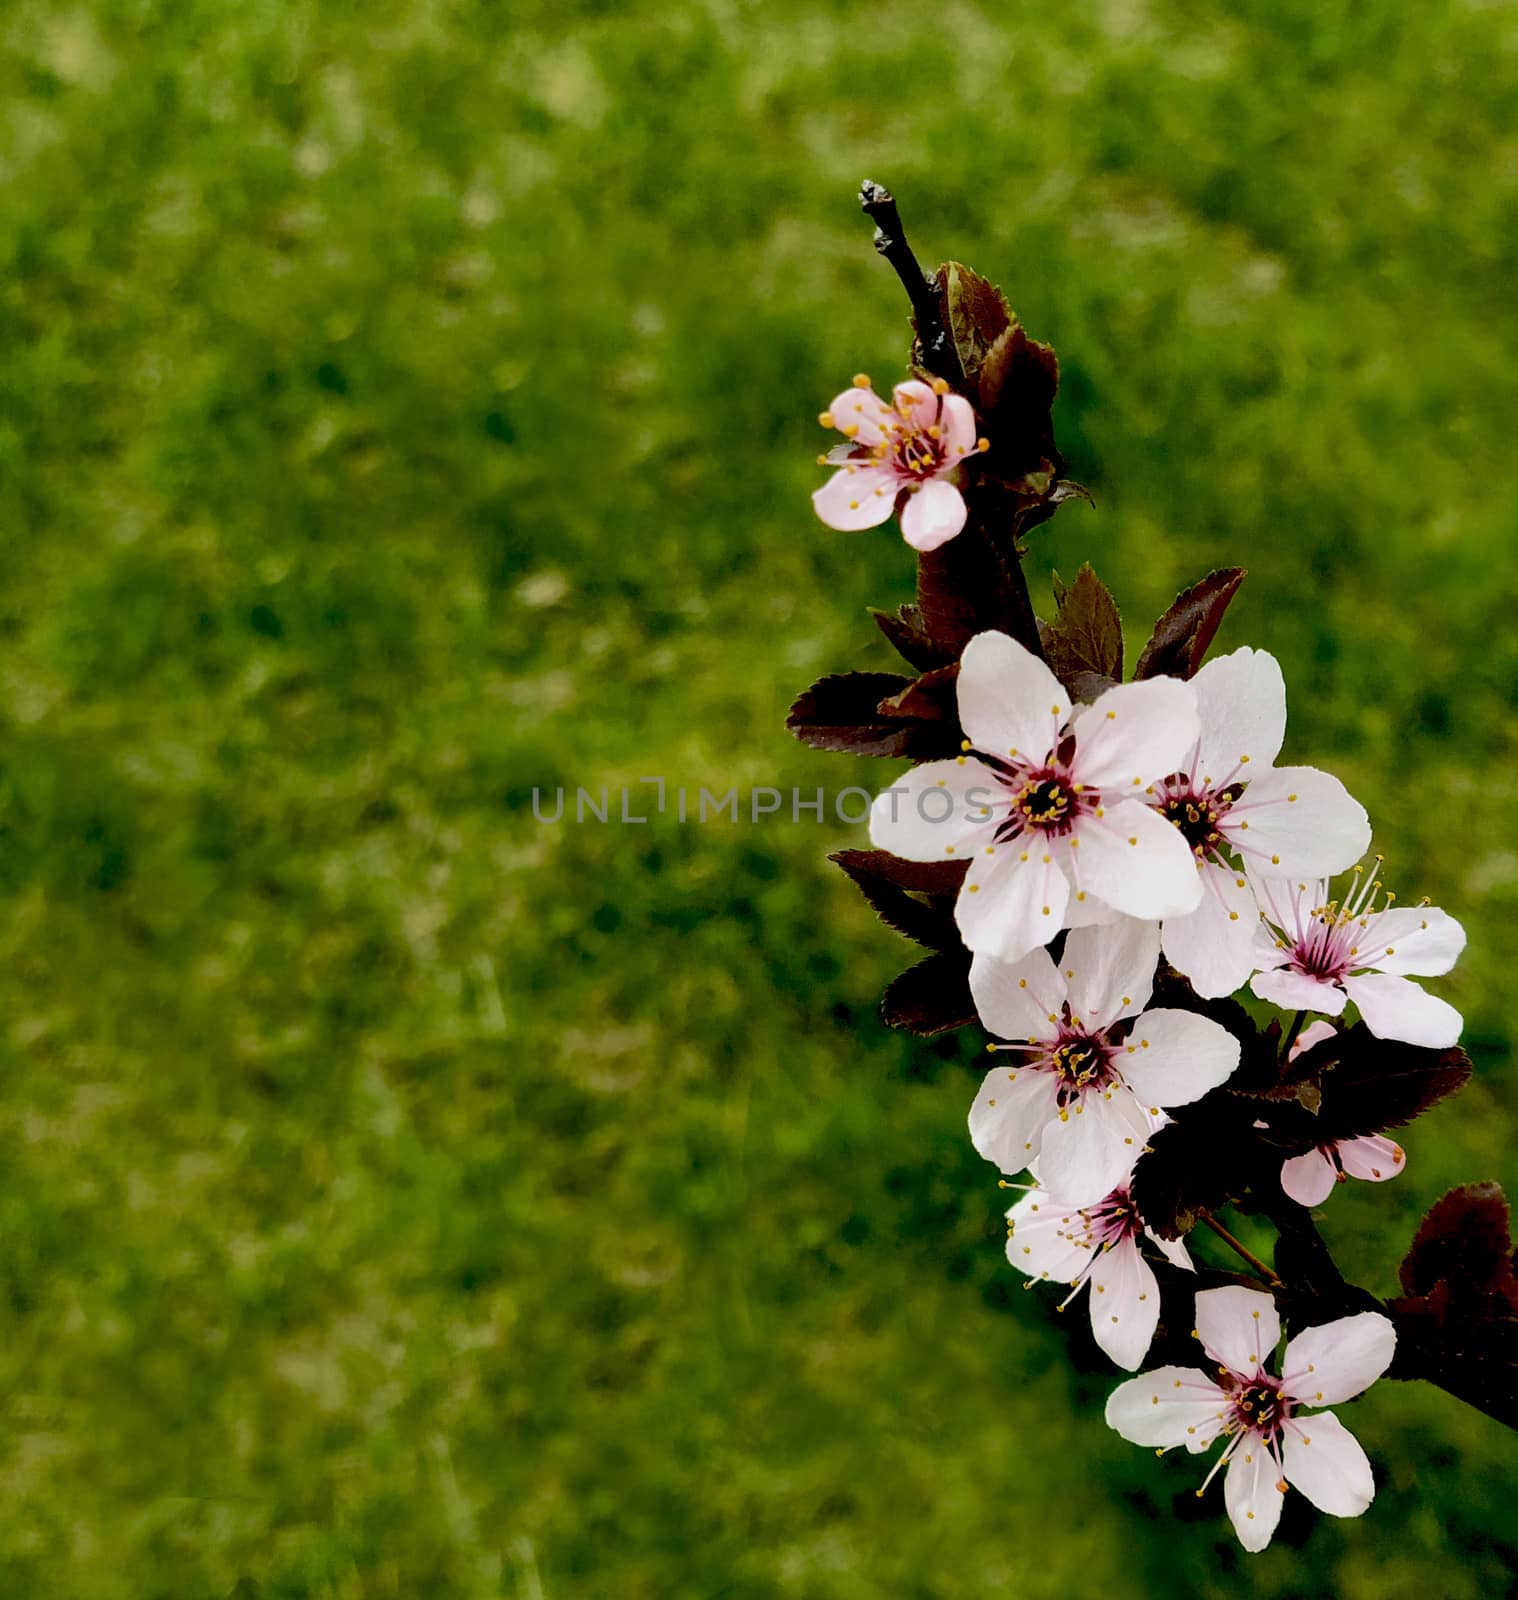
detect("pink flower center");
top-left (1153, 776), bottom-right (1240, 862)
top-left (985, 760), bottom-right (1092, 842)
top-left (1225, 1375), bottom-right (1291, 1442)
top-left (1083, 1186), bottom-right (1143, 1250)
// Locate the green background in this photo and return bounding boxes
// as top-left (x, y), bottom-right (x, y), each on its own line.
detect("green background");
top-left (3, 1), bottom-right (1516, 1594)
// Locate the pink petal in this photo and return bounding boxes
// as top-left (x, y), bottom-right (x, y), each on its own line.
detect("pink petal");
top-left (1282, 1412), bottom-right (1375, 1517)
top-left (1072, 678), bottom-right (1201, 792)
top-left (940, 392), bottom-right (978, 458)
top-left (890, 378), bottom-right (939, 417)
top-left (1250, 967), bottom-right (1348, 1016)
top-left (1160, 861), bottom-right (1260, 1000)
top-left (968, 1062), bottom-right (1061, 1174)
top-left (1288, 1020), bottom-right (1338, 1060)
top-left (1341, 971), bottom-right (1462, 1048)
top-left (1191, 646), bottom-right (1288, 779)
top-left (1280, 1149), bottom-right (1338, 1207)
top-left (1280, 1311), bottom-right (1396, 1406)
top-left (954, 836), bottom-right (1071, 964)
top-left (899, 478), bottom-right (967, 551)
top-left (1336, 1133), bottom-right (1405, 1184)
top-left (1225, 766), bottom-right (1370, 877)
top-left (867, 758), bottom-right (1002, 861)
top-left (1104, 1366), bottom-right (1228, 1450)
top-left (955, 631), bottom-right (1067, 768)
top-left (823, 384), bottom-right (895, 446)
top-left (1089, 1235), bottom-right (1161, 1371)
top-left (1034, 1089), bottom-right (1151, 1209)
top-left (1146, 1229), bottom-right (1194, 1272)
top-left (1118, 1009), bottom-right (1241, 1109)
top-left (969, 947), bottom-right (1067, 1043)
top-left (1073, 801), bottom-right (1203, 921)
top-left (1005, 1188), bottom-right (1093, 1283)
top-left (811, 465), bottom-right (898, 530)
top-left (1062, 919), bottom-right (1160, 1033)
top-left (1358, 905), bottom-right (1466, 978)
top-left (1195, 1285), bottom-right (1280, 1378)
top-left (1225, 1430), bottom-right (1286, 1552)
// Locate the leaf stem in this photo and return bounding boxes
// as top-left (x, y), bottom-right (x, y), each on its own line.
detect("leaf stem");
top-left (1279, 1009), bottom-right (1308, 1061)
top-left (1200, 1214), bottom-right (1283, 1288)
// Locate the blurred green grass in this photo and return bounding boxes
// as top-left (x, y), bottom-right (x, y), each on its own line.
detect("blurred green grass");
top-left (2, 0), bottom-right (1517, 1594)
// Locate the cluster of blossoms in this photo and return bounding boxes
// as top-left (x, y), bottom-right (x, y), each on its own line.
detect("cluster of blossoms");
top-left (790, 186), bottom-right (1493, 1553)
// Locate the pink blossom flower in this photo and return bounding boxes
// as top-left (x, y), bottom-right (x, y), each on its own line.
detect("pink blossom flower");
top-left (869, 631), bottom-right (1203, 965)
top-left (811, 375), bottom-right (984, 551)
top-left (1147, 648), bottom-right (1370, 999)
top-left (1005, 1171), bottom-right (1191, 1370)
top-left (1277, 1020), bottom-right (1407, 1206)
top-left (968, 920), bottom-right (1240, 1205)
top-left (1105, 1286), bottom-right (1396, 1552)
top-left (1250, 861), bottom-right (1466, 1048)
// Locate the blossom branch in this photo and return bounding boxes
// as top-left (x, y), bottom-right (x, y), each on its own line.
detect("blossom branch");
top-left (1200, 1213), bottom-right (1282, 1287)
top-left (858, 180), bottom-right (960, 384)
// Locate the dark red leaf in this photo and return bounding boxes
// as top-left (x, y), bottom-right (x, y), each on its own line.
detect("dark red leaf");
top-left (870, 606), bottom-right (956, 673)
top-left (914, 520), bottom-right (1041, 658)
top-left (1398, 1183), bottom-right (1518, 1307)
top-left (787, 672), bottom-right (917, 756)
top-left (830, 849), bottom-right (965, 952)
top-left (878, 664), bottom-right (959, 724)
top-left (881, 950), bottom-right (976, 1035)
top-left (1134, 568), bottom-right (1247, 681)
top-left (1130, 1111), bottom-right (1257, 1240)
top-left (938, 261), bottom-right (1013, 386)
top-left (1041, 563), bottom-right (1123, 693)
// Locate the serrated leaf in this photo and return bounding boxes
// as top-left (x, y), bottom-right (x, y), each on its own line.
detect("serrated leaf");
top-left (870, 606), bottom-right (955, 673)
top-left (939, 261), bottom-right (1013, 385)
top-left (881, 950), bottom-right (977, 1035)
top-left (1129, 1112), bottom-right (1255, 1240)
top-left (979, 321), bottom-right (1059, 418)
top-left (1398, 1183), bottom-right (1518, 1306)
top-left (1134, 568), bottom-right (1247, 681)
top-left (830, 849), bottom-right (965, 952)
top-left (787, 671), bottom-right (916, 756)
top-left (1042, 562), bottom-right (1123, 689)
top-left (877, 664), bottom-right (959, 724)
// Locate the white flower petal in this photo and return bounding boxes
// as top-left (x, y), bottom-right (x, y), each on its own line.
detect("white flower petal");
top-left (1074, 801), bottom-right (1203, 920)
top-left (1280, 1149), bottom-right (1339, 1207)
top-left (1004, 1189), bottom-right (1093, 1284)
top-left (1072, 677), bottom-right (1201, 792)
top-left (1336, 1134), bottom-right (1405, 1184)
top-left (1360, 905), bottom-right (1466, 978)
top-left (812, 465), bottom-right (898, 530)
top-left (955, 843), bottom-right (1070, 964)
top-left (1225, 1431), bottom-right (1286, 1552)
top-left (1341, 971), bottom-right (1462, 1048)
top-left (899, 478), bottom-right (967, 551)
top-left (1146, 1229), bottom-right (1194, 1272)
top-left (956, 631), bottom-right (1067, 768)
top-left (1063, 919), bottom-right (1160, 1032)
top-left (1104, 1366), bottom-right (1228, 1449)
top-left (969, 947), bottom-right (1067, 1043)
top-left (1195, 1285), bottom-right (1280, 1378)
top-left (1250, 967), bottom-right (1348, 1016)
top-left (1192, 646), bottom-right (1288, 777)
top-left (1282, 1412), bottom-right (1375, 1517)
top-left (868, 759), bottom-right (1002, 860)
top-left (1035, 1090), bottom-right (1151, 1209)
top-left (1161, 861), bottom-right (1260, 999)
top-left (1089, 1236), bottom-right (1161, 1371)
top-left (968, 1065), bottom-right (1060, 1174)
top-left (1281, 1312), bottom-right (1396, 1406)
top-left (1119, 1009), bottom-right (1240, 1109)
top-left (1226, 766), bottom-right (1371, 877)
